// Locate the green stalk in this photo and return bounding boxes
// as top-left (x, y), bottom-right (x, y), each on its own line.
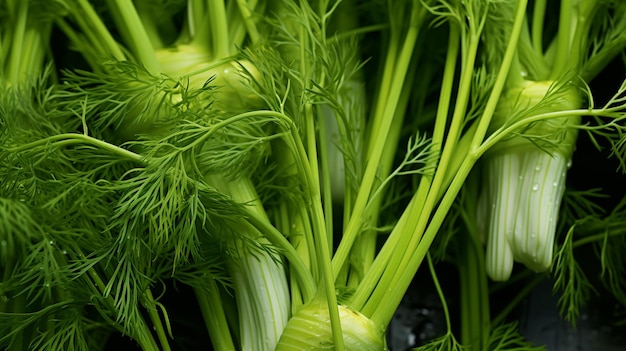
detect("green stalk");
top-left (332, 0), bottom-right (423, 279)
top-left (60, 0), bottom-right (127, 62)
top-left (234, 0), bottom-right (261, 46)
top-left (348, 24), bottom-right (461, 311)
top-left (279, 3), bottom-right (344, 346)
top-left (195, 280), bottom-right (236, 351)
top-left (363, 15), bottom-right (484, 324)
top-left (207, 0), bottom-right (232, 57)
top-left (316, 106), bottom-right (335, 250)
top-left (143, 289), bottom-right (172, 351)
top-left (426, 254), bottom-right (455, 343)
top-left (6, 0), bottom-right (27, 84)
top-left (207, 175), bottom-right (290, 351)
top-left (134, 7), bottom-right (165, 49)
top-left (364, 0), bottom-right (529, 327)
top-left (106, 0), bottom-right (160, 74)
top-left (549, 0), bottom-right (572, 80)
top-left (459, 187), bottom-right (491, 351)
top-left (531, 0), bottom-right (546, 55)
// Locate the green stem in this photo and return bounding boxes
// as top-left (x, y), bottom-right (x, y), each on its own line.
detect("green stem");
top-left (470, 0), bottom-right (529, 151)
top-left (135, 8), bottom-right (165, 49)
top-left (316, 106), bottom-right (335, 252)
top-left (364, 3), bottom-right (529, 325)
top-left (7, 0), bottom-right (27, 83)
top-left (207, 0), bottom-right (232, 57)
top-left (7, 133), bottom-right (143, 163)
top-left (426, 254), bottom-right (453, 334)
top-left (364, 11), bottom-right (485, 325)
top-left (346, 56), bottom-right (415, 289)
top-left (243, 199), bottom-right (316, 301)
top-left (194, 282), bottom-right (236, 351)
top-left (57, 0), bottom-right (127, 66)
top-left (235, 0), bottom-right (261, 46)
top-left (332, 0), bottom-right (422, 280)
top-left (459, 202), bottom-right (491, 350)
top-left (364, 5), bottom-right (401, 157)
top-left (572, 226), bottom-right (626, 248)
top-left (531, 0), bottom-right (546, 55)
top-left (143, 289), bottom-right (172, 351)
top-left (549, 0), bottom-right (572, 80)
top-left (348, 25), bottom-right (461, 312)
top-left (107, 0), bottom-right (160, 73)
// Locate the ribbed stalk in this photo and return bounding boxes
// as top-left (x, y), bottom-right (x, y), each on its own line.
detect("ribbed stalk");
top-left (210, 175), bottom-right (290, 351)
top-left (483, 80), bottom-right (580, 281)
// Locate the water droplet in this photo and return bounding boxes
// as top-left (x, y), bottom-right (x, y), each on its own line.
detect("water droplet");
top-left (49, 240), bottom-right (54, 245)
top-left (62, 250), bottom-right (68, 255)
top-left (534, 165), bottom-right (541, 171)
top-left (532, 184), bottom-right (539, 191)
top-left (566, 159), bottom-right (573, 168)
top-left (553, 182), bottom-right (558, 187)
top-left (530, 232), bottom-right (537, 239)
top-left (44, 283), bottom-right (50, 287)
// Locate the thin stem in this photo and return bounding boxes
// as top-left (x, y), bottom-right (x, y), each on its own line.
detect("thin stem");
top-left (194, 283), bottom-right (237, 351)
top-left (235, 0), bottom-right (261, 45)
top-left (108, 0), bottom-right (160, 74)
top-left (470, 0), bottom-right (530, 152)
top-left (348, 24), bottom-right (460, 311)
top-left (207, 0), bottom-right (232, 57)
top-left (144, 289), bottom-right (172, 351)
top-left (549, 0), bottom-right (572, 80)
top-left (365, 7), bottom-right (487, 323)
top-left (7, 133), bottom-right (143, 163)
top-left (244, 209), bottom-right (316, 301)
top-left (316, 106), bottom-right (335, 253)
top-left (427, 254), bottom-right (453, 332)
top-left (332, 0), bottom-right (423, 280)
top-left (531, 0), bottom-right (546, 55)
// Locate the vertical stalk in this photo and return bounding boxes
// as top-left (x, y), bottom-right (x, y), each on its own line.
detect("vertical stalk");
top-left (332, 0), bottom-right (423, 279)
top-left (107, 0), bottom-right (160, 73)
top-left (207, 0), bottom-right (232, 57)
top-left (195, 281), bottom-right (236, 351)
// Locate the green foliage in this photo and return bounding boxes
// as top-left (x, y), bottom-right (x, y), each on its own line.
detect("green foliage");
top-left (552, 225), bottom-right (597, 326)
top-left (486, 323), bottom-right (547, 351)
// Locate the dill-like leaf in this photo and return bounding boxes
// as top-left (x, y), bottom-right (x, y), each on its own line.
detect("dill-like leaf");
top-left (487, 322), bottom-right (547, 351)
top-left (0, 301), bottom-right (77, 350)
top-left (413, 331), bottom-right (466, 351)
top-left (61, 60), bottom-right (216, 140)
top-left (552, 225), bottom-right (597, 326)
top-left (27, 306), bottom-right (94, 351)
top-left (367, 132), bottom-right (437, 213)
